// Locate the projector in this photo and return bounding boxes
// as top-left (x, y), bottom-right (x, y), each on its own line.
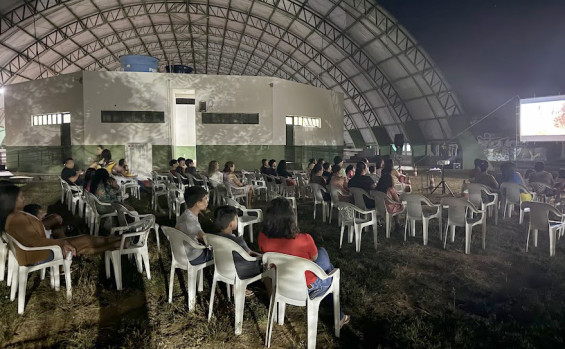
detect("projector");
top-left (437, 160), bottom-right (451, 166)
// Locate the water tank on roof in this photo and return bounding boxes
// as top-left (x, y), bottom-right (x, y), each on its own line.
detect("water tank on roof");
top-left (165, 65), bottom-right (194, 74)
top-left (119, 55), bottom-right (158, 72)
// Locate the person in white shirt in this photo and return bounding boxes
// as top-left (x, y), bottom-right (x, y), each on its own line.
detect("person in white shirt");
top-left (175, 186), bottom-right (213, 265)
top-left (207, 160), bottom-right (223, 184)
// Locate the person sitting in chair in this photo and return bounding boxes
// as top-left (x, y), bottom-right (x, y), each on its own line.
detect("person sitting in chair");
top-left (61, 158), bottom-right (84, 186)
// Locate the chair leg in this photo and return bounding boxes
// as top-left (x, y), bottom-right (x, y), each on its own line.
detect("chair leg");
top-left (550, 228), bottom-right (556, 257)
top-left (339, 225), bottom-right (345, 248)
top-left (7, 252), bottom-right (14, 287)
top-left (111, 252), bottom-right (123, 290)
top-left (168, 265), bottom-right (176, 303)
top-left (526, 226), bottom-right (531, 252)
top-left (306, 302), bottom-right (321, 349)
top-left (404, 217), bottom-right (409, 241)
top-left (354, 224), bottom-right (361, 252)
top-left (482, 219), bottom-right (487, 250)
top-left (142, 249), bottom-right (151, 280)
top-left (0, 245), bottom-right (6, 282)
top-left (422, 219), bottom-right (429, 246)
top-left (333, 282), bottom-right (341, 338)
top-left (465, 225), bottom-right (471, 254)
top-left (63, 259), bottom-right (72, 300)
top-left (373, 218), bottom-right (378, 251)
top-left (18, 269), bottom-right (29, 314)
top-left (208, 275), bottom-right (217, 321)
top-left (198, 269), bottom-right (204, 292)
top-left (154, 224), bottom-right (161, 250)
top-left (534, 229), bottom-right (538, 247)
top-left (385, 214), bottom-right (391, 238)
top-left (10, 264), bottom-right (18, 301)
top-left (265, 296), bottom-right (276, 347)
top-left (234, 280), bottom-right (246, 335)
top-left (451, 226), bottom-right (456, 242)
top-left (187, 268), bottom-right (197, 311)
top-left (249, 224), bottom-right (254, 244)
top-left (277, 301), bottom-right (286, 325)
top-left (105, 252), bottom-right (111, 279)
top-left (53, 265), bottom-right (61, 291)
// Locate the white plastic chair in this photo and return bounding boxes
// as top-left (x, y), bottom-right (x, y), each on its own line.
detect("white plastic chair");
top-left (336, 202), bottom-right (377, 252)
top-left (205, 233), bottom-right (262, 335)
top-left (225, 183), bottom-right (248, 204)
top-left (529, 181), bottom-right (553, 203)
top-left (309, 183), bottom-right (329, 222)
top-left (84, 191), bottom-right (118, 236)
top-left (119, 177), bottom-right (141, 200)
top-left (161, 226), bottom-right (213, 311)
top-left (373, 191), bottom-right (405, 239)
top-left (328, 184), bottom-right (350, 224)
top-left (105, 215), bottom-right (153, 290)
top-left (500, 182), bottom-right (535, 223)
top-left (441, 198), bottom-right (486, 254)
top-left (349, 187), bottom-right (371, 211)
top-left (225, 197), bottom-right (263, 243)
top-left (5, 233), bottom-right (72, 314)
top-left (467, 183), bottom-right (499, 225)
top-left (61, 181), bottom-right (81, 215)
top-left (149, 179), bottom-right (168, 212)
top-left (262, 252), bottom-right (341, 349)
top-left (166, 183), bottom-right (186, 219)
top-left (111, 203), bottom-right (161, 251)
top-left (402, 193), bottom-right (440, 245)
top-left (522, 201), bottom-right (565, 257)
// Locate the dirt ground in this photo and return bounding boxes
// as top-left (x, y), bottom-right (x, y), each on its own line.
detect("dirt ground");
top-left (2, 173), bottom-right (565, 348)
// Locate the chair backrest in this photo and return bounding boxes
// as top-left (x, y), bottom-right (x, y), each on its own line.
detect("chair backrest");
top-left (262, 252), bottom-right (329, 305)
top-left (161, 226), bottom-right (203, 266)
top-left (328, 184), bottom-right (341, 204)
top-left (521, 201), bottom-right (562, 230)
top-left (500, 182), bottom-right (526, 205)
top-left (372, 191), bottom-right (389, 217)
top-left (336, 202), bottom-right (357, 223)
top-left (402, 193), bottom-right (428, 218)
top-left (440, 197), bottom-right (475, 226)
top-left (309, 183), bottom-right (326, 202)
top-left (205, 233), bottom-right (254, 281)
top-left (467, 183), bottom-right (489, 207)
top-left (349, 187), bottom-right (370, 210)
top-left (175, 172), bottom-right (189, 186)
top-left (225, 197), bottom-right (243, 209)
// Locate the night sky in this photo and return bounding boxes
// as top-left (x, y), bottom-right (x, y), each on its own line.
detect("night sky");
top-left (378, 0), bottom-right (565, 119)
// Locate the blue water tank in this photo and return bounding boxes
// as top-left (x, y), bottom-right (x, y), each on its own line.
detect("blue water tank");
top-left (165, 65), bottom-right (194, 74)
top-left (119, 55), bottom-right (159, 72)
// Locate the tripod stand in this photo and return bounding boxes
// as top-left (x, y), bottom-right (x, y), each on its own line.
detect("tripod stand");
top-left (430, 163), bottom-right (454, 196)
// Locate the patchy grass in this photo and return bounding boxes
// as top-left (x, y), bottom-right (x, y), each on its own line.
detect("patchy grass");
top-left (2, 174), bottom-right (565, 348)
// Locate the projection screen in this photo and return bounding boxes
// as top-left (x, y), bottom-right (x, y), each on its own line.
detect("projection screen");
top-left (520, 95), bottom-right (565, 142)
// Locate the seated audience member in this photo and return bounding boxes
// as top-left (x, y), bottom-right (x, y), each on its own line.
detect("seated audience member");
top-left (207, 160), bottom-right (223, 184)
top-left (529, 161), bottom-right (554, 188)
top-left (186, 159), bottom-right (200, 178)
top-left (374, 156), bottom-right (384, 178)
top-left (523, 169), bottom-right (535, 186)
top-left (277, 160), bottom-right (296, 186)
top-left (345, 165), bottom-right (355, 180)
top-left (554, 169), bottom-right (565, 195)
top-left (260, 159), bottom-right (269, 174)
top-left (212, 205), bottom-right (262, 279)
top-left (1, 184), bottom-right (122, 265)
top-left (317, 158), bottom-right (326, 167)
top-left (112, 159), bottom-right (134, 177)
top-left (176, 157), bottom-right (187, 175)
top-left (89, 145), bottom-right (105, 169)
top-left (469, 158), bottom-right (483, 180)
top-left (61, 158), bottom-right (84, 186)
top-left (334, 156), bottom-right (346, 178)
top-left (307, 158), bottom-right (317, 171)
top-left (310, 164), bottom-right (330, 201)
top-left (96, 149), bottom-right (115, 173)
top-left (89, 168), bottom-right (131, 213)
top-left (175, 186), bottom-right (213, 265)
top-left (258, 198), bottom-right (350, 328)
top-left (322, 162), bottom-right (332, 183)
top-left (368, 165), bottom-right (380, 183)
top-left (169, 159), bottom-right (179, 175)
top-left (83, 167), bottom-right (96, 192)
top-left (500, 162), bottom-right (532, 202)
top-left (382, 159), bottom-right (403, 185)
top-left (375, 174), bottom-right (404, 220)
top-left (361, 158), bottom-right (370, 167)
top-left (24, 204), bottom-right (66, 239)
top-left (223, 161), bottom-right (254, 207)
top-left (348, 162), bottom-right (376, 208)
top-left (329, 165), bottom-right (350, 202)
top-left (265, 159), bottom-right (278, 176)
top-left (474, 160), bottom-right (499, 191)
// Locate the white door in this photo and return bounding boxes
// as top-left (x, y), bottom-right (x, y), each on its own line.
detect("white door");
top-left (126, 143), bottom-right (152, 177)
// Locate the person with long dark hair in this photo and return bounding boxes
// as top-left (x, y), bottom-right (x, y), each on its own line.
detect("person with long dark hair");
top-left (89, 168), bottom-right (122, 213)
top-left (223, 161), bottom-right (254, 207)
top-left (277, 160), bottom-right (296, 186)
top-left (375, 174), bottom-right (403, 215)
top-left (207, 160), bottom-right (222, 184)
top-left (329, 165), bottom-right (350, 202)
top-left (0, 183), bottom-right (122, 266)
top-left (309, 164), bottom-right (330, 201)
top-left (258, 197), bottom-right (350, 328)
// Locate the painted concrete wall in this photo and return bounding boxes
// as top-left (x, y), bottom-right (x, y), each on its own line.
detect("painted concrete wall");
top-left (273, 80), bottom-right (344, 146)
top-left (4, 72), bottom-right (83, 147)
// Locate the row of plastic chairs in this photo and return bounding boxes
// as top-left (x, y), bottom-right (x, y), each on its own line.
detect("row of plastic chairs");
top-left (161, 227), bottom-right (341, 349)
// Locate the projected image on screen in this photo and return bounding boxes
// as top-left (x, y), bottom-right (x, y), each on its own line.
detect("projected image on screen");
top-left (520, 95), bottom-right (565, 142)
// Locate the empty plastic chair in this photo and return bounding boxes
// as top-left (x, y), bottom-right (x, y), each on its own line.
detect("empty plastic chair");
top-left (402, 193), bottom-right (440, 245)
top-left (161, 226), bottom-right (213, 310)
top-left (309, 183), bottom-right (329, 222)
top-left (105, 216), bottom-right (153, 290)
top-left (441, 197), bottom-right (486, 254)
top-left (111, 203), bottom-right (160, 250)
top-left (262, 252), bottom-right (341, 349)
top-left (84, 191), bottom-right (118, 236)
top-left (467, 183), bottom-right (499, 225)
top-left (521, 201), bottom-right (565, 257)
top-left (166, 183), bottom-right (186, 219)
top-left (336, 202), bottom-right (377, 251)
top-left (205, 234), bottom-right (262, 335)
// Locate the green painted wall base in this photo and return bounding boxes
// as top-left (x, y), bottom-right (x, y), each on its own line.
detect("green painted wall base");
top-left (196, 145), bottom-right (286, 172)
top-left (173, 146), bottom-right (197, 162)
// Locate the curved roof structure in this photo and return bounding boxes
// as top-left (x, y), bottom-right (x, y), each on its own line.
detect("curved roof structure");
top-left (0, 0), bottom-right (463, 147)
